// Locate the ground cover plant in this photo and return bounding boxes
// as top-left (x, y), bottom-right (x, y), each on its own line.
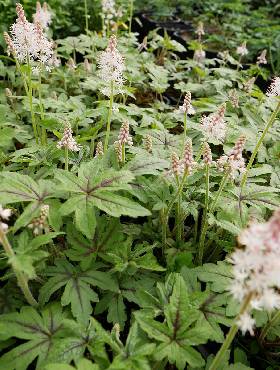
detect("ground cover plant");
top-left (0, 1), bottom-right (280, 369)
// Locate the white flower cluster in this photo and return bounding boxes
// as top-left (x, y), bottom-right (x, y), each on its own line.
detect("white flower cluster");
top-left (0, 205), bottom-right (12, 232)
top-left (98, 35), bottom-right (125, 97)
top-left (114, 121), bottom-right (133, 161)
top-left (266, 77), bottom-right (280, 97)
top-left (228, 89), bottom-right (239, 108)
top-left (256, 49), bottom-right (267, 66)
top-left (217, 135), bottom-right (246, 179)
top-left (228, 208), bottom-right (280, 335)
top-left (6, 3), bottom-right (53, 71)
top-left (169, 140), bottom-right (196, 177)
top-left (202, 142), bottom-right (213, 165)
top-left (33, 1), bottom-right (52, 29)
top-left (200, 103), bottom-right (227, 142)
top-left (28, 204), bottom-right (49, 235)
top-left (193, 48), bottom-right (206, 65)
top-left (178, 92), bottom-right (195, 115)
top-left (117, 121), bottom-right (133, 146)
top-left (57, 122), bottom-right (81, 152)
top-left (236, 41), bottom-right (248, 56)
top-left (95, 141), bottom-right (104, 158)
top-left (101, 0), bottom-right (118, 32)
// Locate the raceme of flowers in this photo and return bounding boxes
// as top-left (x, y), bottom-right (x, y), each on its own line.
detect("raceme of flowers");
top-left (169, 140), bottom-right (196, 177)
top-left (200, 103), bottom-right (227, 142)
top-left (5, 3), bottom-right (53, 71)
top-left (28, 204), bottom-right (49, 235)
top-left (114, 121), bottom-right (133, 161)
top-left (98, 34), bottom-right (125, 97)
top-left (95, 141), bottom-right (104, 158)
top-left (256, 49), bottom-right (267, 66)
top-left (101, 0), bottom-right (121, 33)
top-left (33, 1), bottom-right (52, 30)
top-left (57, 122), bottom-right (81, 152)
top-left (228, 208), bottom-right (280, 335)
top-left (236, 41), bottom-right (248, 56)
top-left (217, 135), bottom-right (246, 179)
top-left (179, 92), bottom-right (195, 115)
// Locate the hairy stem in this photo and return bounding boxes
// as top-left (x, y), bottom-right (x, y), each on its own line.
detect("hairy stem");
top-left (38, 67), bottom-right (47, 145)
top-left (104, 82), bottom-right (114, 152)
top-left (84, 0), bottom-right (89, 33)
top-left (121, 143), bottom-right (125, 164)
top-left (162, 171), bottom-right (188, 250)
top-left (176, 193), bottom-right (182, 242)
top-left (198, 164), bottom-right (210, 264)
top-left (181, 111), bottom-right (187, 156)
top-left (27, 55), bottom-right (39, 143)
top-left (128, 0), bottom-right (134, 34)
top-left (65, 146), bottom-right (69, 171)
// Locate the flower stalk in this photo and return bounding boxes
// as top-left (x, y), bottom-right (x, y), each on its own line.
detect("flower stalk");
top-left (240, 99), bottom-right (280, 189)
top-left (84, 0), bottom-right (89, 33)
top-left (128, 0), bottom-right (134, 34)
top-left (105, 81), bottom-right (114, 151)
top-left (162, 171), bottom-right (188, 249)
top-left (198, 171), bottom-right (229, 265)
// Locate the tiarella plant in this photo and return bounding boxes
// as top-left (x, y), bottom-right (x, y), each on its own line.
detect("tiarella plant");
top-left (0, 2), bottom-right (280, 370)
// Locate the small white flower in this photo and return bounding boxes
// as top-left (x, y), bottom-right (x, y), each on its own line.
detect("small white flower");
top-left (0, 205), bottom-right (12, 233)
top-left (0, 205), bottom-right (12, 220)
top-left (0, 222), bottom-right (9, 232)
top-left (237, 312), bottom-right (255, 336)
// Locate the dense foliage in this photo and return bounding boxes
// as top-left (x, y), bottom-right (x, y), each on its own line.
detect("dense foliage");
top-left (0, 1), bottom-right (280, 369)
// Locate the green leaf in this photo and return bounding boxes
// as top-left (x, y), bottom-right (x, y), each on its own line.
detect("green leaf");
top-left (135, 274), bottom-right (211, 369)
top-left (39, 260), bottom-right (118, 324)
top-left (90, 191), bottom-right (150, 217)
top-left (29, 232), bottom-right (63, 250)
top-left (74, 199), bottom-right (96, 239)
top-left (55, 164), bottom-right (150, 231)
top-left (0, 304), bottom-right (71, 370)
top-left (0, 172), bottom-right (54, 204)
top-left (196, 261), bottom-right (233, 293)
top-left (125, 154), bottom-right (169, 176)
